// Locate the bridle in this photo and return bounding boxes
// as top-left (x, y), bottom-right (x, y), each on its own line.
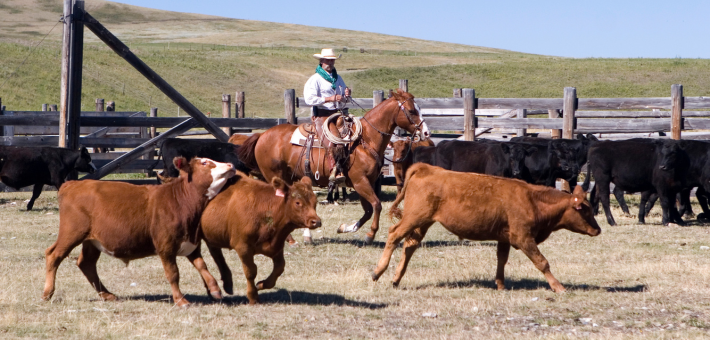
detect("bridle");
top-left (348, 95), bottom-right (427, 164)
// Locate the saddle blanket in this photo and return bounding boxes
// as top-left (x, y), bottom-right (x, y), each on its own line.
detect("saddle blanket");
top-left (290, 128), bottom-right (324, 148)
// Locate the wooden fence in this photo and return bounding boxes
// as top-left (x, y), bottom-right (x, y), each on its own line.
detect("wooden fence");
top-left (1, 81), bottom-right (709, 181)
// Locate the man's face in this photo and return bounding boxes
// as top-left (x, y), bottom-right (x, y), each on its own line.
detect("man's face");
top-left (320, 58), bottom-right (335, 72)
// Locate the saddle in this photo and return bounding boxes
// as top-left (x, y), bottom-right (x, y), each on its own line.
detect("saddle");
top-left (290, 115), bottom-right (355, 181)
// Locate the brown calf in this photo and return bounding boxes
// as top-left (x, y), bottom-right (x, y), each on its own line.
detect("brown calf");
top-left (390, 139), bottom-right (434, 194)
top-left (198, 175), bottom-right (321, 304)
top-left (372, 163), bottom-right (601, 292)
top-left (42, 157), bottom-right (236, 307)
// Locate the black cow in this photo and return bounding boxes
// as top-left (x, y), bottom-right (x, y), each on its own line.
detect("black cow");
top-left (433, 140), bottom-right (536, 179)
top-left (0, 146), bottom-right (96, 210)
top-left (156, 138), bottom-right (251, 182)
top-left (582, 139), bottom-right (689, 226)
top-left (634, 140), bottom-right (710, 220)
top-left (511, 134), bottom-right (598, 189)
top-left (499, 140), bottom-right (576, 188)
top-left (412, 145), bottom-right (438, 166)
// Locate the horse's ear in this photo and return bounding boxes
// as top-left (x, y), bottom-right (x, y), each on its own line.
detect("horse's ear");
top-left (389, 89), bottom-right (395, 98)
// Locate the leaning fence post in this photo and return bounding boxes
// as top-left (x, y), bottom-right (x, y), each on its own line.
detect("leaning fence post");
top-left (221, 94), bottom-right (231, 135)
top-left (463, 88), bottom-right (476, 141)
top-left (235, 91), bottom-right (245, 118)
top-left (516, 109), bottom-right (527, 137)
top-left (562, 87), bottom-right (577, 139)
top-left (284, 89), bottom-right (296, 124)
top-left (671, 84), bottom-right (683, 140)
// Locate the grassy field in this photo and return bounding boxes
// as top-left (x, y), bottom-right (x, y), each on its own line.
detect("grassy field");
top-left (1, 188), bottom-right (710, 339)
top-left (2, 1), bottom-right (710, 119)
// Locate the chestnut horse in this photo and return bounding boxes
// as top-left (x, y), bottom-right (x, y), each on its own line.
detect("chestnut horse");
top-left (238, 89), bottom-right (430, 244)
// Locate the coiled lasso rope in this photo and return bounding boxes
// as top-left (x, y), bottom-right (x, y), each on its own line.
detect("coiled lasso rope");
top-left (321, 112), bottom-right (363, 145)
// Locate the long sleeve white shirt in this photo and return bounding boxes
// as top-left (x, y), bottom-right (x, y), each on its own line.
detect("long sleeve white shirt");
top-left (303, 71), bottom-right (347, 111)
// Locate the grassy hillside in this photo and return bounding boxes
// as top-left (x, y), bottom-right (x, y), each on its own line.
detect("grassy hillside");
top-left (1, 0), bottom-right (709, 119)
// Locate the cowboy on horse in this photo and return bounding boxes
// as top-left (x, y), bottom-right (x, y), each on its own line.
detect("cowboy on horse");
top-left (303, 48), bottom-right (351, 186)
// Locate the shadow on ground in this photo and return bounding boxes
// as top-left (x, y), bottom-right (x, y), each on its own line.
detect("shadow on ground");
top-left (318, 237), bottom-right (497, 249)
top-left (414, 277), bottom-right (647, 293)
top-left (122, 290), bottom-right (387, 309)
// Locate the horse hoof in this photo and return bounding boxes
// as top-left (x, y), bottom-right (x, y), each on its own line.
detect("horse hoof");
top-left (337, 222), bottom-right (360, 234)
top-left (364, 236), bottom-right (374, 245)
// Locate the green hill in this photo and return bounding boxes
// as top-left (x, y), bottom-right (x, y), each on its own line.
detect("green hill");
top-left (1, 0), bottom-right (709, 118)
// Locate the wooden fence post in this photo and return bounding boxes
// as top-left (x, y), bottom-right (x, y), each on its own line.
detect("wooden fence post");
top-left (59, 0), bottom-right (72, 147)
top-left (66, 0), bottom-right (85, 153)
top-left (221, 94), bottom-right (231, 135)
top-left (549, 109), bottom-right (562, 139)
top-left (463, 88), bottom-right (476, 141)
top-left (671, 84), bottom-right (683, 140)
top-left (516, 109), bottom-right (527, 137)
top-left (42, 104), bottom-right (48, 112)
top-left (453, 88), bottom-right (462, 98)
top-left (95, 98), bottom-right (104, 111)
top-left (50, 104), bottom-right (57, 111)
top-left (284, 89), bottom-right (296, 124)
top-left (235, 91), bottom-right (245, 118)
top-left (562, 87), bottom-right (577, 139)
top-left (373, 90), bottom-right (384, 108)
top-left (150, 107), bottom-right (158, 138)
top-left (399, 79), bottom-right (408, 93)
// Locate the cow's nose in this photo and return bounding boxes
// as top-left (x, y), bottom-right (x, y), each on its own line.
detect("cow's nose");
top-left (311, 219), bottom-right (322, 229)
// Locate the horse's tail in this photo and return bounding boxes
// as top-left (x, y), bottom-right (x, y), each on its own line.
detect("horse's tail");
top-left (236, 132), bottom-right (261, 171)
top-left (389, 164), bottom-right (419, 222)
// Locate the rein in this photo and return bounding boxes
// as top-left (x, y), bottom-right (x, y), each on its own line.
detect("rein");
top-left (345, 95), bottom-right (425, 166)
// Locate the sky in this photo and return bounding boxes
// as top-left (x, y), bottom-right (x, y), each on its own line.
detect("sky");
top-left (112, 0), bottom-right (710, 59)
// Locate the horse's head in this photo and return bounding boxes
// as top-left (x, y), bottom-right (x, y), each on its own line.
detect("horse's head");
top-left (390, 89), bottom-right (430, 140)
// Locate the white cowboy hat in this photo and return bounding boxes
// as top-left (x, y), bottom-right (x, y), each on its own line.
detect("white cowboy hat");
top-left (313, 48), bottom-right (341, 60)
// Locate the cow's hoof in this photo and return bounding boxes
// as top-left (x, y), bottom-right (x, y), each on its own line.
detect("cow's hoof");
top-left (392, 281), bottom-right (400, 288)
top-left (698, 213), bottom-right (709, 221)
top-left (98, 292), bottom-right (117, 301)
top-left (210, 290), bottom-right (223, 301)
top-left (371, 271), bottom-right (380, 282)
top-left (222, 281), bottom-right (234, 295)
top-left (41, 293), bottom-right (53, 301)
top-left (667, 222), bottom-right (682, 227)
top-left (175, 298), bottom-right (190, 308)
top-left (364, 236), bottom-right (374, 245)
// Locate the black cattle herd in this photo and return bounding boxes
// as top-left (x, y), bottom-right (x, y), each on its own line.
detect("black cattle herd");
top-left (1, 134), bottom-right (709, 227)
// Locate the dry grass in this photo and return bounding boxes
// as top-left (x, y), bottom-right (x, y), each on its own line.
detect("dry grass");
top-left (1, 187), bottom-right (710, 339)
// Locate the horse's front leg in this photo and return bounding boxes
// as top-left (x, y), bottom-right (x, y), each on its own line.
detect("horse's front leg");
top-left (338, 174), bottom-right (381, 245)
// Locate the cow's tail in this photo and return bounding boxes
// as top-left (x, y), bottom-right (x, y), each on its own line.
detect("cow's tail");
top-left (582, 159), bottom-right (592, 192)
top-left (389, 165), bottom-right (418, 222)
top-left (236, 133), bottom-right (261, 171)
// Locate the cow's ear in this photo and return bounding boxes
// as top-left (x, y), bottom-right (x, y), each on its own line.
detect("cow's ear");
top-left (525, 146), bottom-right (537, 155)
top-left (576, 133), bottom-right (585, 140)
top-left (299, 176), bottom-right (313, 188)
top-left (271, 177), bottom-right (289, 198)
top-left (173, 156), bottom-right (190, 173)
top-left (499, 143), bottom-right (510, 153)
top-left (586, 133), bottom-right (598, 141)
top-left (79, 145), bottom-right (90, 155)
top-left (571, 186), bottom-right (586, 210)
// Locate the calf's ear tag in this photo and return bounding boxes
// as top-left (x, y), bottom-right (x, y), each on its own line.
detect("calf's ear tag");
top-left (275, 189), bottom-right (285, 197)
